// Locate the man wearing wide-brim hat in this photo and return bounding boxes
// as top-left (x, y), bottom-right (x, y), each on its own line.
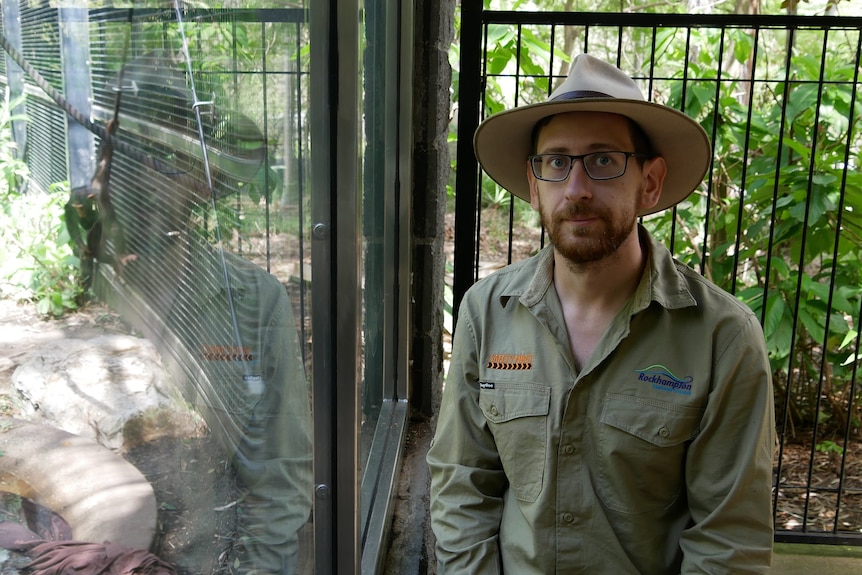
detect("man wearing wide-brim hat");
top-left (428, 53), bottom-right (775, 574)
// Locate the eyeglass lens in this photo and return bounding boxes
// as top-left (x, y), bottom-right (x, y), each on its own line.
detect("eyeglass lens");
top-left (531, 152), bottom-right (630, 181)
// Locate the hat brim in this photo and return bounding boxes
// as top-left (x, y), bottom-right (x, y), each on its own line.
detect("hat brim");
top-left (473, 98), bottom-right (711, 216)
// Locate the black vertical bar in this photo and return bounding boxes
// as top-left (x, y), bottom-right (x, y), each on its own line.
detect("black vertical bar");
top-left (451, 1), bottom-right (484, 324)
top-left (799, 30), bottom-right (830, 531)
top-left (698, 26), bottom-right (720, 276)
top-left (731, 26), bottom-right (761, 296)
top-left (309, 0), bottom-right (336, 570)
top-left (770, 27), bottom-right (798, 529)
top-left (831, 29), bottom-right (862, 534)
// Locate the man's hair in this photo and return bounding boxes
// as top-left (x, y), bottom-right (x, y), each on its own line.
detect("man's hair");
top-left (531, 114), bottom-right (655, 163)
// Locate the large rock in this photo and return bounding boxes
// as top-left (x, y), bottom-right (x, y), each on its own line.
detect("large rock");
top-left (11, 335), bottom-right (174, 451)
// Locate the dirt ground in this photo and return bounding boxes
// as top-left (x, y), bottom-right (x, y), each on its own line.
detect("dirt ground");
top-left (124, 434), bottom-right (240, 574)
top-left (774, 440), bottom-right (862, 534)
top-left (0, 298), bottom-right (241, 574)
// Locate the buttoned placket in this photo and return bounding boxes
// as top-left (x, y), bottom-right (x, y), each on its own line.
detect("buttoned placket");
top-left (529, 271), bottom-right (647, 572)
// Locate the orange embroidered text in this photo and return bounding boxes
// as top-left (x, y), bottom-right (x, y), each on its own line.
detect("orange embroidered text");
top-left (486, 353), bottom-right (533, 370)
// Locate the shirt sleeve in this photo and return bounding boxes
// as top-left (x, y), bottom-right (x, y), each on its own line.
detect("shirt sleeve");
top-left (680, 313), bottom-right (775, 573)
top-left (427, 306), bottom-right (507, 574)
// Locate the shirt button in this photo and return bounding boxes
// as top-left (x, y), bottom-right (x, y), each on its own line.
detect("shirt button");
top-left (562, 444), bottom-right (575, 455)
top-left (562, 512), bottom-right (574, 524)
top-left (658, 426), bottom-right (670, 438)
top-left (489, 405), bottom-right (499, 416)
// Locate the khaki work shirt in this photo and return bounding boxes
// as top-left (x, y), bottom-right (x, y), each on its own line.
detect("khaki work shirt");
top-left (428, 227), bottom-right (775, 574)
top-left (128, 237), bottom-right (314, 572)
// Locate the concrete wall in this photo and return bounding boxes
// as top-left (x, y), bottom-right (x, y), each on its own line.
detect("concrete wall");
top-left (410, 0), bottom-right (453, 422)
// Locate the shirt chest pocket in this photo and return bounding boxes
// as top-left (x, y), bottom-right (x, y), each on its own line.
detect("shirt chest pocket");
top-left (596, 393), bottom-right (703, 515)
top-left (479, 383), bottom-right (551, 503)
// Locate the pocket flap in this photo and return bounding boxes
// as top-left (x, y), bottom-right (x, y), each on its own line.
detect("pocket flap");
top-left (600, 393), bottom-right (703, 447)
top-left (479, 383), bottom-right (550, 423)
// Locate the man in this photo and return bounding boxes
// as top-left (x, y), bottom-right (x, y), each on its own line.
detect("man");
top-left (108, 67), bottom-right (312, 573)
top-left (162, 236), bottom-right (312, 574)
top-left (427, 54), bottom-right (775, 574)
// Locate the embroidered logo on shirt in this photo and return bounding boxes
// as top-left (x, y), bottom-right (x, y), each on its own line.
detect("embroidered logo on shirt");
top-left (486, 353), bottom-right (533, 370)
top-left (635, 364), bottom-right (693, 395)
top-left (201, 344), bottom-right (255, 362)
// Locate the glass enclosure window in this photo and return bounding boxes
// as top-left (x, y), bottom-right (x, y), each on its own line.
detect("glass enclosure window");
top-left (2, 3), bottom-right (319, 573)
top-left (2, 0), bottom-right (412, 572)
top-left (358, 0), bottom-right (413, 569)
top-left (95, 7), bottom-right (316, 573)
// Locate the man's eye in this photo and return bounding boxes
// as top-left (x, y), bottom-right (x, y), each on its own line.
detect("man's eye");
top-left (593, 154), bottom-right (613, 167)
top-left (547, 156), bottom-right (568, 169)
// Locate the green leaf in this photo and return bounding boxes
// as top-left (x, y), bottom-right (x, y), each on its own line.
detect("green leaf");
top-left (486, 24), bottom-right (513, 47)
top-left (764, 293), bottom-right (789, 339)
top-left (839, 330), bottom-right (858, 351)
top-left (37, 297), bottom-right (51, 316)
top-left (797, 306), bottom-right (823, 340)
top-left (733, 33), bottom-right (754, 64)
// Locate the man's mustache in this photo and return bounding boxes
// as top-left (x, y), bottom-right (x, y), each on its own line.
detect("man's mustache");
top-left (554, 203), bottom-right (608, 220)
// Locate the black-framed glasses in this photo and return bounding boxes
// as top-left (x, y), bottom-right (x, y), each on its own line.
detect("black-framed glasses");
top-left (529, 151), bottom-right (649, 182)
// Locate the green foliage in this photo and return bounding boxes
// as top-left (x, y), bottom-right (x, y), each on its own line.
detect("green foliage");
top-left (639, 27), bottom-right (862, 435)
top-left (0, 182), bottom-right (83, 317)
top-left (815, 439), bottom-right (844, 455)
top-left (449, 8), bottom-right (572, 224)
top-left (458, 7), bottom-right (862, 436)
top-left (0, 101), bottom-right (81, 317)
top-left (0, 95), bottom-right (28, 193)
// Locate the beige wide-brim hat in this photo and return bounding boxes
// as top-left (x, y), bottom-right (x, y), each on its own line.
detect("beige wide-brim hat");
top-left (474, 53), bottom-right (712, 216)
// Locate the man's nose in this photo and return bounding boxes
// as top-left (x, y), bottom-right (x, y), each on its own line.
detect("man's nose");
top-left (563, 160), bottom-right (593, 201)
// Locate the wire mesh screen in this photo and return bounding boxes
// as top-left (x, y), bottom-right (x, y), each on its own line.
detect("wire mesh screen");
top-left (455, 12), bottom-right (862, 544)
top-left (2, 4), bottom-right (69, 193)
top-left (3, 3), bottom-right (314, 572)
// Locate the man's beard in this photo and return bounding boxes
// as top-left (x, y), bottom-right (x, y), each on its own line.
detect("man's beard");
top-left (540, 194), bottom-right (638, 267)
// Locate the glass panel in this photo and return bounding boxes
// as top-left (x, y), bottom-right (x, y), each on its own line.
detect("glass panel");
top-left (0, 4), bottom-right (317, 573)
top-left (361, 0), bottom-right (382, 480)
top-left (358, 1), bottom-right (413, 568)
top-left (96, 7), bottom-right (317, 573)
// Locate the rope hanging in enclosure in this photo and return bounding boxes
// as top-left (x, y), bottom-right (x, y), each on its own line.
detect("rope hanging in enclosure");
top-left (0, 28), bottom-right (211, 198)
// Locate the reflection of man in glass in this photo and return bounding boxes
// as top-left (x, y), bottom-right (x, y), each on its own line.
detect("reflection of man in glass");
top-left (166, 234), bottom-right (313, 574)
top-left (116, 98), bottom-right (313, 572)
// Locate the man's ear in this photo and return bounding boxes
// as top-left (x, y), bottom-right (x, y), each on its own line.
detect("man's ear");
top-left (639, 156), bottom-right (667, 212)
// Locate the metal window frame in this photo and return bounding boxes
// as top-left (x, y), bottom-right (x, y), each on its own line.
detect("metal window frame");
top-left (3, 1), bottom-right (415, 569)
top-left (311, 0), bottom-right (415, 571)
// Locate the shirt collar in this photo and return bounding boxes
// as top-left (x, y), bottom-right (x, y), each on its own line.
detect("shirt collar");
top-left (510, 224), bottom-right (697, 311)
top-left (639, 226), bottom-right (698, 311)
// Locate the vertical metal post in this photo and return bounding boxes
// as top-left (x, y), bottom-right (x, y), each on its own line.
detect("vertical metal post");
top-left (451, 0), bottom-right (483, 325)
top-left (395, 0), bottom-right (414, 406)
top-left (334, 0), bottom-right (361, 570)
top-left (309, 0), bottom-right (334, 568)
top-left (310, 0), bottom-right (362, 571)
top-left (58, 1), bottom-right (94, 189)
top-left (2, 0), bottom-right (28, 163)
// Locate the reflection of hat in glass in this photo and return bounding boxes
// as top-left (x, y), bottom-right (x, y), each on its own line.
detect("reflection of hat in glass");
top-left (473, 53), bottom-right (712, 215)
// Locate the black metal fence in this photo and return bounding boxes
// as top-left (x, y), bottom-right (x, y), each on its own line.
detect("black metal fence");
top-left (453, 9), bottom-right (862, 545)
